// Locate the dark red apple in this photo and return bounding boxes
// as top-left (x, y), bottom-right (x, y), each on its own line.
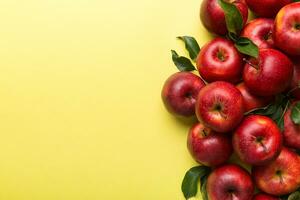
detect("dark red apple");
top-left (233, 115), bottom-right (282, 166)
top-left (195, 81), bottom-right (244, 133)
top-left (200, 0), bottom-right (248, 35)
top-left (253, 193), bottom-right (279, 200)
top-left (274, 2), bottom-right (300, 55)
top-left (283, 101), bottom-right (300, 150)
top-left (207, 164), bottom-right (254, 200)
top-left (241, 18), bottom-right (275, 49)
top-left (187, 122), bottom-right (233, 166)
top-left (243, 48), bottom-right (293, 97)
top-left (237, 83), bottom-right (272, 112)
top-left (196, 38), bottom-right (243, 83)
top-left (252, 147), bottom-right (300, 196)
top-left (290, 59), bottom-right (300, 99)
top-left (245, 0), bottom-right (292, 18)
top-left (161, 72), bottom-right (205, 117)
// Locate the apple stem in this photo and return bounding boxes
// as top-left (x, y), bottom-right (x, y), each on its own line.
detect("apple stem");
top-left (202, 129), bottom-right (208, 137)
top-left (243, 58), bottom-right (259, 70)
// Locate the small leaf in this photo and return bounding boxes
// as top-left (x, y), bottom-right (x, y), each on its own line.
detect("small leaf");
top-left (171, 50), bottom-right (196, 72)
top-left (200, 174), bottom-right (209, 200)
top-left (181, 166), bottom-right (211, 199)
top-left (264, 104), bottom-right (278, 116)
top-left (272, 106), bottom-right (283, 121)
top-left (294, 0), bottom-right (300, 2)
top-left (177, 36), bottom-right (200, 61)
top-left (291, 102), bottom-right (300, 124)
top-left (234, 37), bottom-right (259, 58)
top-left (218, 0), bottom-right (243, 34)
top-left (288, 191), bottom-right (300, 200)
top-left (245, 104), bottom-right (276, 116)
top-left (227, 32), bottom-right (239, 43)
top-left (276, 116), bottom-right (285, 131)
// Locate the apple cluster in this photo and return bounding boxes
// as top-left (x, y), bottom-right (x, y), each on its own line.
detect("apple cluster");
top-left (162, 1), bottom-right (300, 200)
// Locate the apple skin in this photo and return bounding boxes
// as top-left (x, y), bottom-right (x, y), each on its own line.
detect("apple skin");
top-left (196, 38), bottom-right (243, 83)
top-left (200, 0), bottom-right (248, 35)
top-left (253, 193), bottom-right (279, 200)
top-left (233, 115), bottom-right (282, 166)
top-left (245, 0), bottom-right (292, 18)
top-left (196, 81), bottom-right (244, 133)
top-left (207, 164), bottom-right (254, 200)
top-left (241, 18), bottom-right (275, 49)
top-left (274, 2), bottom-right (300, 56)
top-left (237, 83), bottom-right (272, 112)
top-left (283, 101), bottom-right (300, 150)
top-left (161, 72), bottom-right (205, 117)
top-left (252, 147), bottom-right (300, 196)
top-left (243, 48), bottom-right (293, 97)
top-left (187, 123), bottom-right (233, 166)
top-left (290, 59), bottom-right (300, 99)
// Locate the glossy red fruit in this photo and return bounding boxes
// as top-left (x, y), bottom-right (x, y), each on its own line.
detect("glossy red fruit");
top-left (187, 123), bottom-right (233, 166)
top-left (207, 164), bottom-right (254, 200)
top-left (196, 38), bottom-right (243, 83)
top-left (253, 148), bottom-right (300, 196)
top-left (243, 49), bottom-right (293, 97)
top-left (245, 0), bottom-right (292, 18)
top-left (233, 115), bottom-right (282, 166)
top-left (274, 2), bottom-right (300, 56)
top-left (161, 72), bottom-right (205, 117)
top-left (237, 83), bottom-right (272, 112)
top-left (196, 81), bottom-right (244, 133)
top-left (241, 18), bottom-right (275, 49)
top-left (200, 0), bottom-right (248, 35)
top-left (253, 193), bottom-right (279, 200)
top-left (283, 102), bottom-right (300, 150)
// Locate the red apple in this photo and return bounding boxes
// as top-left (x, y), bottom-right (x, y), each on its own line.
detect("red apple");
top-left (253, 193), bottom-right (279, 200)
top-left (237, 83), bottom-right (272, 112)
top-left (200, 0), bottom-right (248, 35)
top-left (196, 38), bottom-right (243, 83)
top-left (233, 115), bottom-right (282, 166)
top-left (283, 101), bottom-right (300, 150)
top-left (290, 59), bottom-right (300, 99)
top-left (245, 0), bottom-right (292, 18)
top-left (243, 48), bottom-right (293, 97)
top-left (274, 2), bottom-right (300, 56)
top-left (161, 72), bottom-right (205, 117)
top-left (187, 123), bottom-right (233, 166)
top-left (252, 147), bottom-right (300, 196)
top-left (241, 18), bottom-right (275, 49)
top-left (207, 164), bottom-right (254, 200)
top-left (195, 81), bottom-right (244, 133)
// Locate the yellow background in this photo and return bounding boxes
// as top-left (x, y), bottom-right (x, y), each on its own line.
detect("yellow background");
top-left (0, 0), bottom-right (213, 199)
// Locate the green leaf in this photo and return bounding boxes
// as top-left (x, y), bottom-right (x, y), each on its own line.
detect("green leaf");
top-left (245, 104), bottom-right (276, 116)
top-left (288, 191), bottom-right (300, 200)
top-left (200, 174), bottom-right (209, 200)
top-left (177, 36), bottom-right (200, 61)
top-left (227, 32), bottom-right (239, 43)
top-left (171, 50), bottom-right (196, 72)
top-left (293, 0), bottom-right (300, 2)
top-left (181, 166), bottom-right (211, 199)
top-left (234, 37), bottom-right (259, 58)
top-left (218, 0), bottom-right (243, 34)
top-left (291, 102), bottom-right (300, 124)
top-left (246, 94), bottom-right (289, 131)
top-left (276, 115), bottom-right (285, 131)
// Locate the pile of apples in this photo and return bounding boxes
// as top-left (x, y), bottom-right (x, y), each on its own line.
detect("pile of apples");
top-left (161, 0), bottom-right (300, 200)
